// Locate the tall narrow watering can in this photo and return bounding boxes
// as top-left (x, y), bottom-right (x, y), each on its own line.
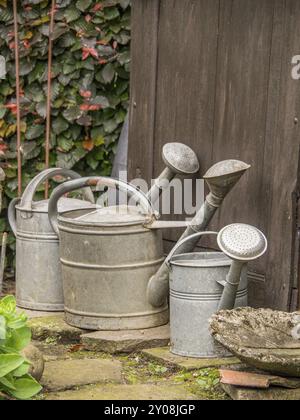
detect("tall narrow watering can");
top-left (8, 168), bottom-right (95, 311)
top-left (166, 225), bottom-right (267, 358)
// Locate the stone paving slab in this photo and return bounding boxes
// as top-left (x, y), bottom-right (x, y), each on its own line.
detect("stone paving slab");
top-left (46, 383), bottom-right (201, 400)
top-left (222, 384), bottom-right (300, 401)
top-left (42, 359), bottom-right (122, 392)
top-left (142, 347), bottom-right (241, 371)
top-left (81, 324), bottom-right (170, 354)
top-left (29, 315), bottom-right (88, 344)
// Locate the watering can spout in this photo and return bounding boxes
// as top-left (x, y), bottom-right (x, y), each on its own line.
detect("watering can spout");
top-left (147, 160), bottom-right (251, 308)
top-left (204, 160), bottom-right (251, 207)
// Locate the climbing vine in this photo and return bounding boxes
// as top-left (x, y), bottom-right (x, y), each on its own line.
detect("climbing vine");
top-left (0, 0), bottom-right (130, 261)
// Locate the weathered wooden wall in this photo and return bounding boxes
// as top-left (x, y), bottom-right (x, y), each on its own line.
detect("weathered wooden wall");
top-left (128, 0), bottom-right (300, 311)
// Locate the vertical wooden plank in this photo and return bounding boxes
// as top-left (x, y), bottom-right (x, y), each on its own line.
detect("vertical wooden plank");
top-left (263, 0), bottom-right (300, 310)
top-left (153, 0), bottom-right (220, 241)
top-left (128, 0), bottom-right (160, 183)
top-left (210, 0), bottom-right (275, 307)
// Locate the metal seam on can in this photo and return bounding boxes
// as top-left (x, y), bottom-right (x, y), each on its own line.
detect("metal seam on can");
top-left (17, 300), bottom-right (64, 311)
top-left (58, 225), bottom-right (150, 236)
top-left (64, 306), bottom-right (169, 318)
top-left (16, 231), bottom-right (58, 241)
top-left (170, 288), bottom-right (248, 301)
top-left (60, 257), bottom-right (165, 270)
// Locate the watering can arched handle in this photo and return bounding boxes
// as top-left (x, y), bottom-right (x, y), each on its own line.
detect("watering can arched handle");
top-left (165, 231), bottom-right (218, 267)
top-left (48, 177), bottom-right (156, 236)
top-left (20, 168), bottom-right (95, 211)
top-left (8, 197), bottom-right (20, 237)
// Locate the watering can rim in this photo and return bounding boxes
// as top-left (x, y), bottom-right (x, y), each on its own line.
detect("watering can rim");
top-left (169, 251), bottom-right (232, 268)
top-left (57, 204), bottom-right (154, 228)
top-left (15, 196), bottom-right (95, 214)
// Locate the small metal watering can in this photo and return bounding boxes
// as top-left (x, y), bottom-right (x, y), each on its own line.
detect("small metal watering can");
top-left (8, 168), bottom-right (95, 311)
top-left (167, 226), bottom-right (267, 358)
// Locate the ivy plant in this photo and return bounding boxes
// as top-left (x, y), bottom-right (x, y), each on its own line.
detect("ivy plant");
top-left (0, 295), bottom-right (42, 399)
top-left (0, 0), bottom-right (131, 265)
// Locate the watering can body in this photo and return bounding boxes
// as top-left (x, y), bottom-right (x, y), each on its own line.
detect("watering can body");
top-left (169, 252), bottom-right (248, 358)
top-left (8, 168), bottom-right (95, 312)
top-left (48, 177), bottom-right (171, 330)
top-left (57, 205), bottom-right (168, 330)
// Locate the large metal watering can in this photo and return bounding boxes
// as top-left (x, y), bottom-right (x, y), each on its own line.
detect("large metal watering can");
top-left (167, 225), bottom-right (267, 358)
top-left (48, 177), bottom-right (171, 330)
top-left (8, 168), bottom-right (95, 311)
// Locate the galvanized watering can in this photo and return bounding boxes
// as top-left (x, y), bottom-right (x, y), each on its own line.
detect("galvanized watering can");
top-left (167, 225), bottom-right (267, 358)
top-left (48, 176), bottom-right (174, 330)
top-left (8, 168), bottom-right (95, 311)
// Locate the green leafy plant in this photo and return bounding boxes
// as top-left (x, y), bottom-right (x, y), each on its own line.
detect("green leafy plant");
top-left (0, 295), bottom-right (42, 399)
top-left (0, 0), bottom-right (130, 265)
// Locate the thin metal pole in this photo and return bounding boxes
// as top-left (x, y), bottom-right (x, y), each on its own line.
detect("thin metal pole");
top-left (13, 0), bottom-right (22, 196)
top-left (45, 0), bottom-right (56, 199)
top-left (0, 233), bottom-right (7, 296)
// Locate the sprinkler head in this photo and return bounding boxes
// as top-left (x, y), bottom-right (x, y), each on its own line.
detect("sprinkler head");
top-left (217, 223), bottom-right (267, 262)
top-left (204, 160), bottom-right (251, 206)
top-left (162, 143), bottom-right (200, 175)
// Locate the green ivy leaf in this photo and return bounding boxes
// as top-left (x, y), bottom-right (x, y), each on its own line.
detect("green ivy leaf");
top-left (76, 0), bottom-right (93, 12)
top-left (52, 117), bottom-right (69, 135)
top-left (25, 125), bottom-right (44, 141)
top-left (101, 63), bottom-right (115, 84)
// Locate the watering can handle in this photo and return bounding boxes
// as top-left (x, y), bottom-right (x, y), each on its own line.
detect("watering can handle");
top-left (48, 177), bottom-right (156, 236)
top-left (165, 231), bottom-right (218, 266)
top-left (20, 168), bottom-right (95, 210)
top-left (8, 197), bottom-right (20, 237)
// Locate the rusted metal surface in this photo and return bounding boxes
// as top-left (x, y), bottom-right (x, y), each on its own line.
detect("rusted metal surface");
top-left (8, 168), bottom-right (95, 311)
top-left (45, 0), bottom-right (56, 199)
top-left (12, 0), bottom-right (22, 196)
top-left (220, 369), bottom-right (300, 390)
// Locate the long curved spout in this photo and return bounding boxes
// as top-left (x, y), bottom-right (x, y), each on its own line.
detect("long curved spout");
top-left (147, 160), bottom-right (251, 308)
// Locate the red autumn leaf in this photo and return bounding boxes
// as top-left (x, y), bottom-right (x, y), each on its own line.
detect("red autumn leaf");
top-left (0, 143), bottom-right (8, 153)
top-left (80, 104), bottom-right (102, 112)
top-left (23, 40), bottom-right (31, 49)
top-left (92, 3), bottom-right (103, 13)
top-left (83, 138), bottom-right (94, 151)
top-left (89, 104), bottom-right (102, 111)
top-left (5, 103), bottom-right (18, 115)
top-left (98, 58), bottom-right (108, 65)
top-left (80, 90), bottom-right (92, 99)
top-left (9, 42), bottom-right (16, 50)
top-left (82, 47), bottom-right (99, 61)
top-left (85, 14), bottom-right (92, 23)
top-left (82, 49), bottom-right (90, 61)
top-left (80, 104), bottom-right (90, 111)
top-left (68, 344), bottom-right (84, 353)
